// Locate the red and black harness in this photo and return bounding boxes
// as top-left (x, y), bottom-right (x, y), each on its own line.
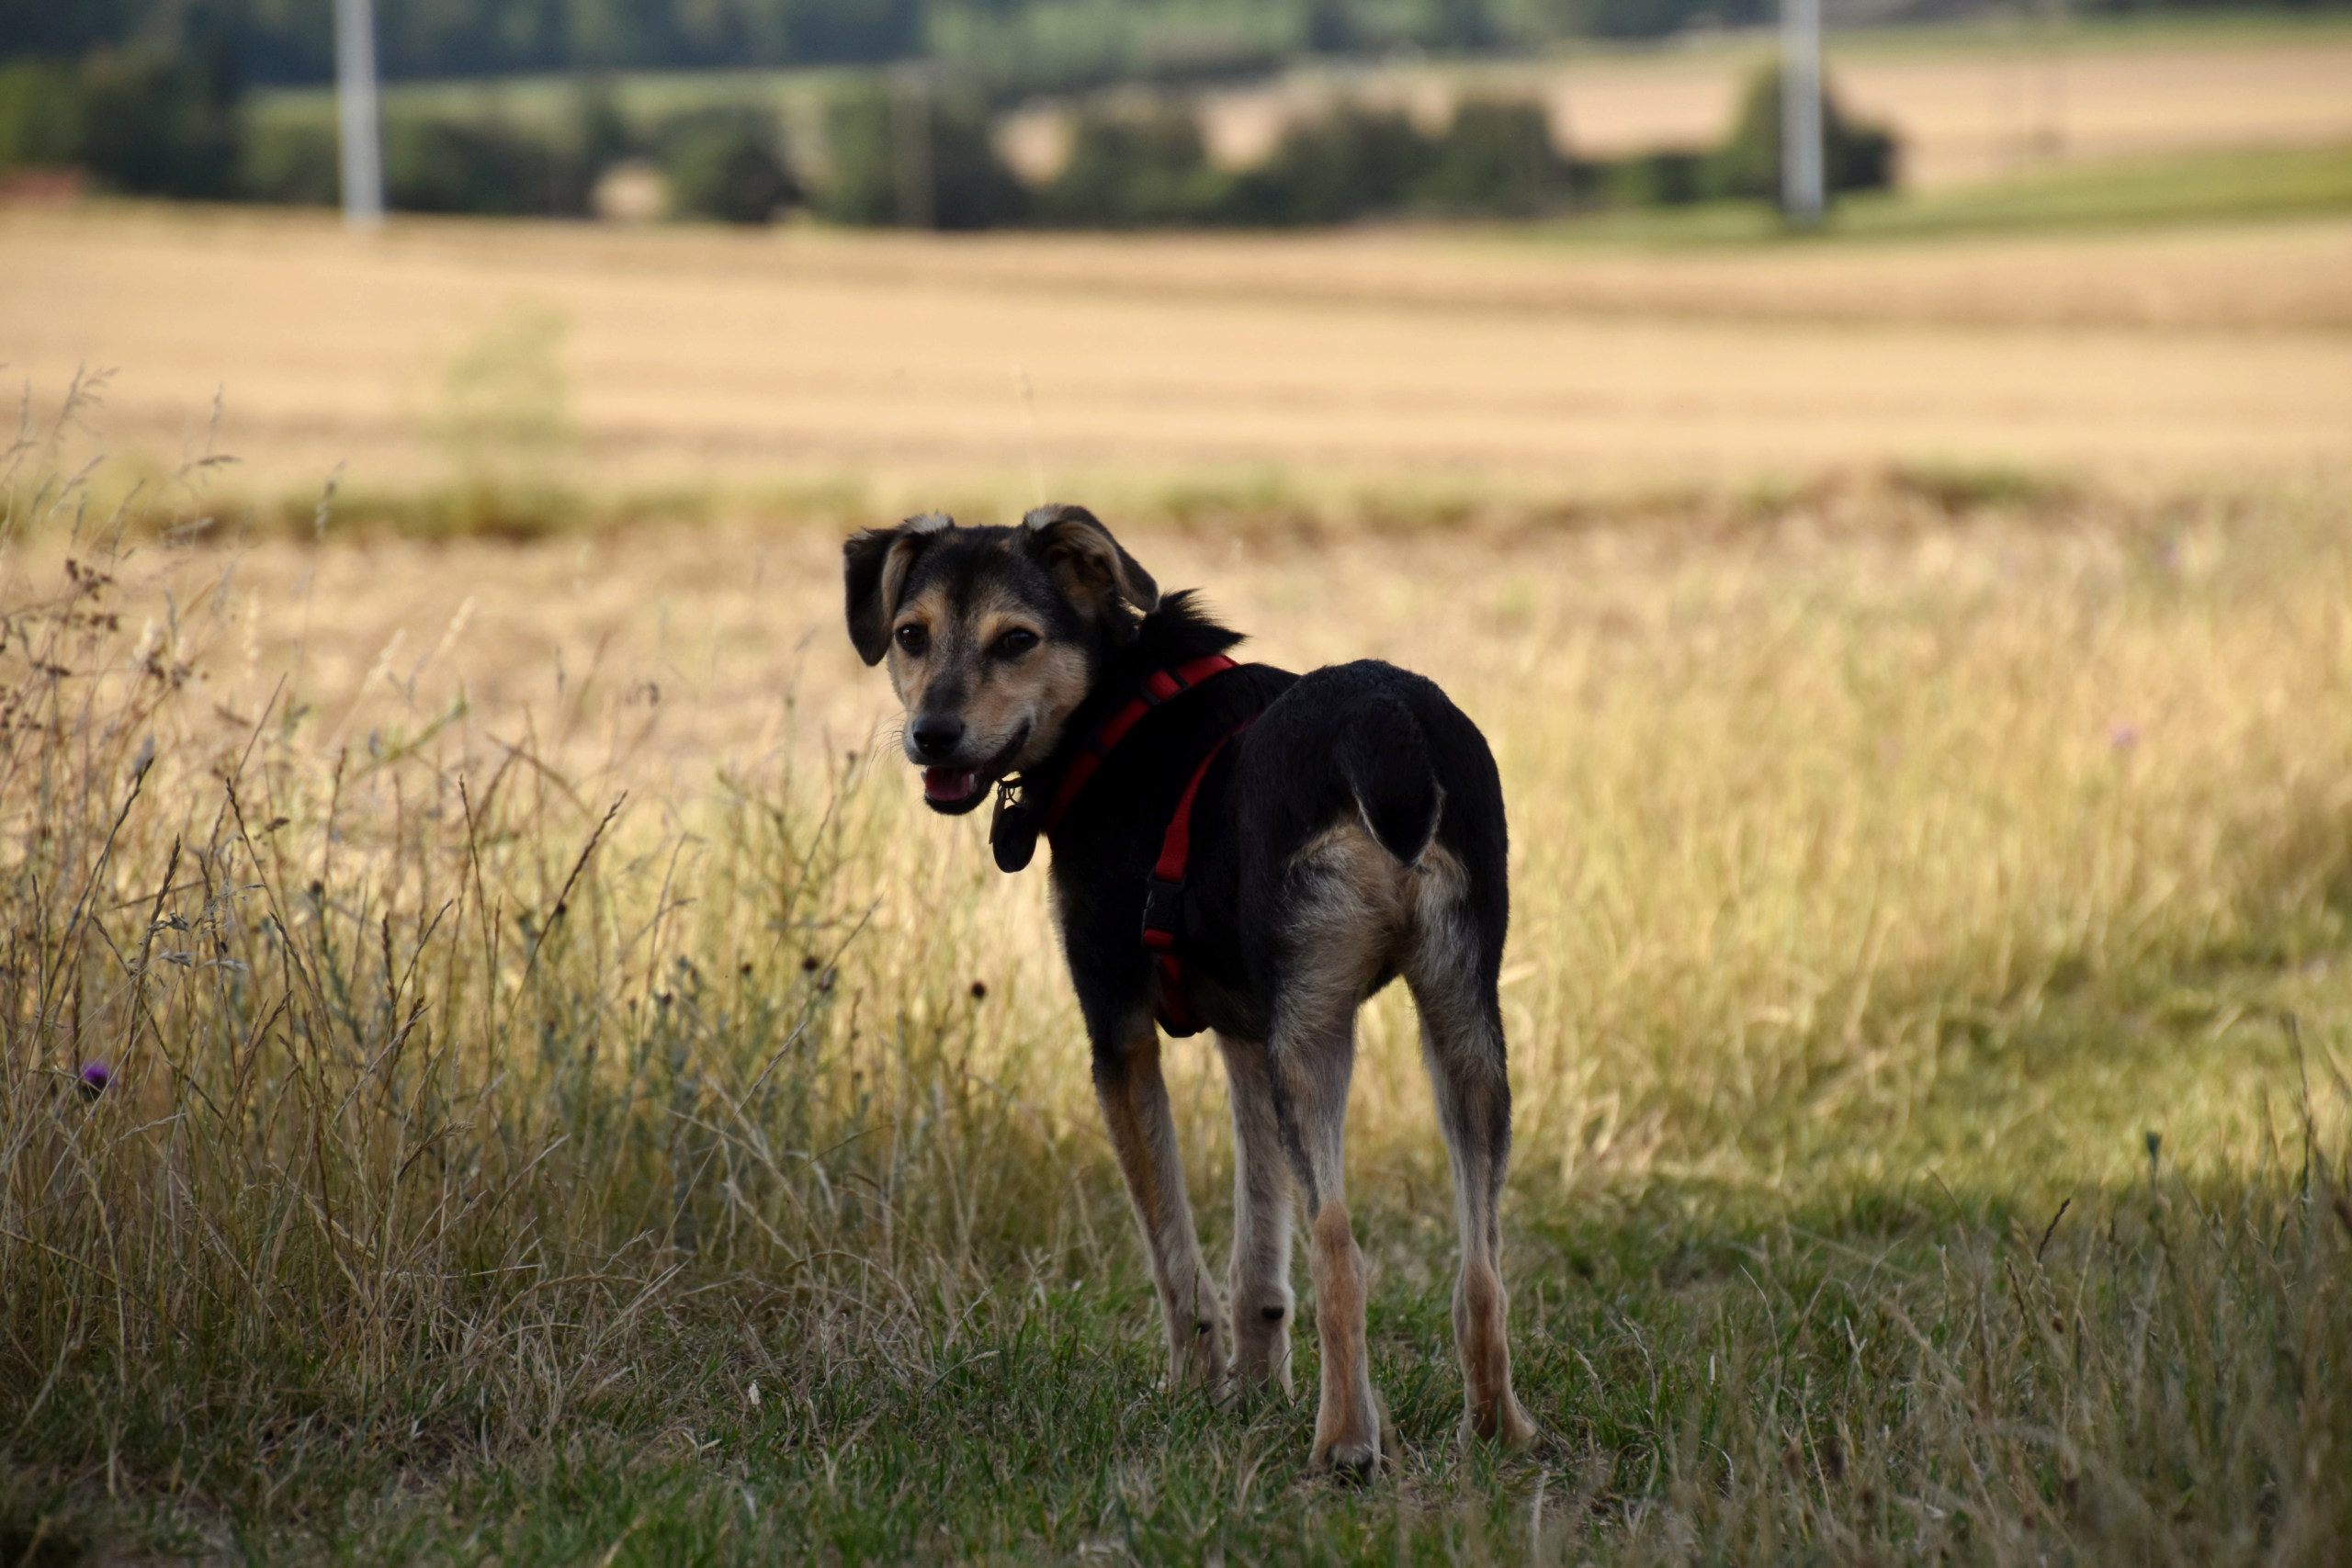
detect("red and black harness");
top-left (991, 653), bottom-right (1260, 1037)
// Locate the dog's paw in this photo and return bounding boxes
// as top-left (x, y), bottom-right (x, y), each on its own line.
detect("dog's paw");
top-left (1309, 1437), bottom-right (1385, 1484)
top-left (1164, 1319), bottom-right (1231, 1401)
top-left (1221, 1367), bottom-right (1294, 1412)
top-left (1466, 1394), bottom-right (1537, 1451)
top-left (1309, 1402), bottom-right (1387, 1483)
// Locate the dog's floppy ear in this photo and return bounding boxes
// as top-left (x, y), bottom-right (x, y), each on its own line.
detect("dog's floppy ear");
top-left (843, 513), bottom-right (953, 666)
top-left (1022, 504), bottom-right (1159, 642)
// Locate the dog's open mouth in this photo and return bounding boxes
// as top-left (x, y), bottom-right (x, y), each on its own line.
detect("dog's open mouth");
top-left (922, 767), bottom-right (983, 805)
top-left (917, 725), bottom-right (1028, 815)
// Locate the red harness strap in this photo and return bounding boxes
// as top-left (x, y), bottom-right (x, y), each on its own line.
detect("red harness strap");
top-left (1038, 654), bottom-right (1237, 837)
top-left (1141, 717), bottom-right (1255, 1037)
top-left (1031, 652), bottom-right (1252, 1038)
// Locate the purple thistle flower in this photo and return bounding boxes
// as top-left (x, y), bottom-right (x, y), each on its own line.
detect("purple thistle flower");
top-left (77, 1061), bottom-right (110, 1100)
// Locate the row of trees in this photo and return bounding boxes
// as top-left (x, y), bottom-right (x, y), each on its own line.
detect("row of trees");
top-left (0, 50), bottom-right (244, 199)
top-left (0, 2), bottom-right (1776, 89)
top-left (0, 55), bottom-right (798, 220)
top-left (13, 0), bottom-right (2325, 93)
top-left (0, 50), bottom-right (1893, 224)
top-left (1024, 70), bottom-right (1894, 227)
top-left (247, 96), bottom-right (807, 222)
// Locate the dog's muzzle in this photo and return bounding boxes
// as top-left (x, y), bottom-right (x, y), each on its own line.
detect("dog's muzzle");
top-left (916, 725), bottom-right (1028, 815)
top-left (923, 766), bottom-right (984, 806)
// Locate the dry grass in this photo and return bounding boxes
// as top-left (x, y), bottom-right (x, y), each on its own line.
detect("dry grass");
top-left (4, 378), bottom-right (2350, 1558)
top-left (2, 208), bottom-right (2348, 512)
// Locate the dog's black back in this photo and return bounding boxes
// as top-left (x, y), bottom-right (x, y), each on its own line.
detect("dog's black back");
top-left (1057, 661), bottom-right (1507, 1061)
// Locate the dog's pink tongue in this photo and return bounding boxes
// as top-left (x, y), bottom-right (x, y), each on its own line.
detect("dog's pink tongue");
top-left (923, 767), bottom-right (978, 802)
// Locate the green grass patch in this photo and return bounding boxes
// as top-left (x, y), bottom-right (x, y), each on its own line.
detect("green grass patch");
top-left (1842, 139), bottom-right (2352, 239)
top-left (246, 66), bottom-right (857, 141)
top-left (1532, 141), bottom-right (2352, 248)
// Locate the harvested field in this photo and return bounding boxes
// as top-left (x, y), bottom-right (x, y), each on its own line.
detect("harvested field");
top-left (2, 207), bottom-right (2348, 507)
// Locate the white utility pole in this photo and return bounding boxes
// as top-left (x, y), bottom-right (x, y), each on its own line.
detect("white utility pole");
top-left (1781, 0), bottom-right (1825, 226)
top-left (334, 0), bottom-right (385, 229)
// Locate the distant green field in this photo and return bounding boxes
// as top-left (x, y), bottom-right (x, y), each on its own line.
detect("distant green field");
top-left (1841, 139), bottom-right (2352, 238)
top-left (1802, 6), bottom-right (2352, 59)
top-left (247, 65), bottom-right (845, 137)
top-left (1524, 140), bottom-right (2352, 247)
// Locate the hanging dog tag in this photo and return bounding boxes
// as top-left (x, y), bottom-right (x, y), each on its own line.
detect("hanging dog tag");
top-left (990, 780), bottom-right (1040, 873)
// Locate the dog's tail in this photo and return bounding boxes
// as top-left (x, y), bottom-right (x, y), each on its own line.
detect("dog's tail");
top-left (1335, 694), bottom-right (1442, 865)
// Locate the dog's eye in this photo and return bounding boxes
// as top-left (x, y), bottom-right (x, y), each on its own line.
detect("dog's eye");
top-left (992, 629), bottom-right (1039, 660)
top-left (894, 624), bottom-right (929, 656)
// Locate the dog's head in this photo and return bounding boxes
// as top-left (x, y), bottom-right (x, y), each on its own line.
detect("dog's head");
top-left (842, 504), bottom-right (1159, 814)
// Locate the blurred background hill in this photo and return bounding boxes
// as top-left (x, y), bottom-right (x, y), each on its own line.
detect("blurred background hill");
top-left (7, 0), bottom-right (2348, 84)
top-left (0, 0), bottom-right (2090, 85)
top-left (3, 0), bottom-right (2347, 502)
top-left (0, 0), bottom-right (2346, 226)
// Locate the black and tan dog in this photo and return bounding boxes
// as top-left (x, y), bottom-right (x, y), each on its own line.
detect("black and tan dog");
top-left (843, 504), bottom-right (1532, 1475)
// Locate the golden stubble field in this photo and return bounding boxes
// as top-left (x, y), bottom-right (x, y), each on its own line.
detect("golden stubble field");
top-left (2, 207), bottom-right (2349, 507)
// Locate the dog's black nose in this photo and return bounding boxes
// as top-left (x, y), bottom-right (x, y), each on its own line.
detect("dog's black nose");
top-left (910, 716), bottom-right (964, 761)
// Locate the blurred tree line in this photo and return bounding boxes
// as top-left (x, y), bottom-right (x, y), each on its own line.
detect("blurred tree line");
top-left (0, 46), bottom-right (1891, 224)
top-left (0, 47), bottom-right (246, 199)
top-left (7, 0), bottom-right (2335, 89)
top-left (0, 2), bottom-right (1660, 88)
top-left (0, 44), bottom-right (805, 219)
top-left (1026, 67), bottom-right (1891, 226)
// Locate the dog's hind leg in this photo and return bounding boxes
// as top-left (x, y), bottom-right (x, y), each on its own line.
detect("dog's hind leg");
top-left (1405, 852), bottom-right (1534, 1450)
top-left (1216, 1032), bottom-right (1295, 1395)
top-left (1267, 825), bottom-right (1408, 1477)
top-left (1269, 1003), bottom-right (1381, 1478)
top-left (1095, 1020), bottom-right (1229, 1393)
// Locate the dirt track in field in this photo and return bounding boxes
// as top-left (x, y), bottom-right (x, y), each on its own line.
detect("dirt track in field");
top-left (3, 206), bottom-right (2347, 502)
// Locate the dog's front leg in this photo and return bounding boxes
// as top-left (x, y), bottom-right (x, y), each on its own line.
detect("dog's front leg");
top-left (1094, 1020), bottom-right (1229, 1393)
